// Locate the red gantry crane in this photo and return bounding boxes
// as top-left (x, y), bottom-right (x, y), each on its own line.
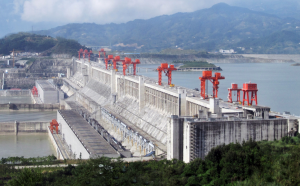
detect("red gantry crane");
top-left (49, 119), bottom-right (59, 134)
top-left (104, 55), bottom-right (114, 70)
top-left (82, 49), bottom-right (93, 61)
top-left (228, 83), bottom-right (242, 103)
top-left (113, 56), bottom-right (140, 75)
top-left (83, 49), bottom-right (93, 61)
top-left (98, 48), bottom-right (106, 58)
top-left (132, 59), bottom-right (140, 76)
top-left (157, 63), bottom-right (177, 86)
top-left (199, 71), bottom-right (225, 99)
top-left (78, 49), bottom-right (84, 60)
top-left (82, 49), bottom-right (88, 59)
top-left (31, 86), bottom-right (38, 97)
top-left (113, 56), bottom-right (123, 70)
top-left (242, 82), bottom-right (258, 106)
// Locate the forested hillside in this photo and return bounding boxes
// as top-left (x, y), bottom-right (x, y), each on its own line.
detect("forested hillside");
top-left (0, 33), bottom-right (88, 56)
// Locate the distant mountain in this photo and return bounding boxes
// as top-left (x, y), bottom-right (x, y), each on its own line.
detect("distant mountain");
top-left (0, 33), bottom-right (88, 56)
top-left (234, 30), bottom-right (300, 54)
top-left (233, 0), bottom-right (300, 20)
top-left (32, 3), bottom-right (300, 53)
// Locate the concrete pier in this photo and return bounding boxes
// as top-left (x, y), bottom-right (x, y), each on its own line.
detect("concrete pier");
top-left (0, 121), bottom-right (49, 134)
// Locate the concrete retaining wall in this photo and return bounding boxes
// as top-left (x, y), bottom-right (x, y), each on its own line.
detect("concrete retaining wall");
top-left (0, 121), bottom-right (49, 134)
top-left (182, 119), bottom-right (287, 162)
top-left (0, 103), bottom-right (60, 111)
top-left (47, 127), bottom-right (64, 160)
top-left (0, 90), bottom-right (30, 97)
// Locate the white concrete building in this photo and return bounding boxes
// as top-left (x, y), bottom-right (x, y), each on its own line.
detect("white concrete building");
top-left (219, 49), bottom-right (235, 54)
top-left (35, 80), bottom-right (64, 104)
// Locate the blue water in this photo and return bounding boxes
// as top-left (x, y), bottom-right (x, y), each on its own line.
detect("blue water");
top-left (137, 63), bottom-right (300, 115)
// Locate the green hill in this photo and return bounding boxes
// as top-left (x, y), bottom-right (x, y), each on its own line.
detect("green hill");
top-left (234, 30), bottom-right (300, 54)
top-left (0, 33), bottom-right (88, 56)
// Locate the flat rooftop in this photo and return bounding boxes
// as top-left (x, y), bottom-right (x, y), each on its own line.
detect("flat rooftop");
top-left (36, 80), bottom-right (56, 91)
top-left (16, 60), bottom-right (28, 66)
top-left (58, 110), bottom-right (119, 158)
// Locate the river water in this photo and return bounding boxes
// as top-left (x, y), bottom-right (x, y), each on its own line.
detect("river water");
top-left (138, 63), bottom-right (300, 116)
top-left (0, 134), bottom-right (55, 158)
top-left (0, 96), bottom-right (57, 158)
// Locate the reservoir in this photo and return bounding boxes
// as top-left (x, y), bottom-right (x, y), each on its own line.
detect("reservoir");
top-left (0, 134), bottom-right (55, 158)
top-left (0, 96), bottom-right (57, 158)
top-left (138, 63), bottom-right (300, 115)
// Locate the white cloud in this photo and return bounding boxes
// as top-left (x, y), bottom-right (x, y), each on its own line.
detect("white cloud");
top-left (17, 0), bottom-right (234, 24)
top-left (13, 0), bottom-right (26, 14)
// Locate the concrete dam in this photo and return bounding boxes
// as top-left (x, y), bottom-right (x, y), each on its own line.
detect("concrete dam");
top-left (57, 58), bottom-right (294, 162)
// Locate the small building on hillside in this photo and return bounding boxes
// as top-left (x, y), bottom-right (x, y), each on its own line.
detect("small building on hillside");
top-left (219, 49), bottom-right (235, 54)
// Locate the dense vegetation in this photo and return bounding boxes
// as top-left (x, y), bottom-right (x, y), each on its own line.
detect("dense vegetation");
top-left (0, 33), bottom-right (88, 56)
top-left (35, 3), bottom-right (300, 53)
top-left (1, 135), bottom-right (300, 185)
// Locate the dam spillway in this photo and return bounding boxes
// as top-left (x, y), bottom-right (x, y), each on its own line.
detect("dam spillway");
top-left (57, 58), bottom-right (297, 162)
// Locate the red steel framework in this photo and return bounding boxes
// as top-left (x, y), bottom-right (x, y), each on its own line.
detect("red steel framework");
top-left (98, 48), bottom-right (106, 58)
top-left (199, 71), bottom-right (225, 99)
top-left (78, 49), bottom-right (84, 60)
top-left (31, 86), bottom-right (38, 97)
top-left (113, 56), bottom-right (125, 70)
top-left (242, 82), bottom-right (258, 106)
top-left (157, 63), bottom-right (177, 86)
top-left (104, 55), bottom-right (114, 69)
top-left (228, 83), bottom-right (242, 103)
top-left (132, 59), bottom-right (140, 76)
top-left (112, 56), bottom-right (140, 76)
top-left (83, 49), bottom-right (93, 61)
top-left (49, 119), bottom-right (59, 134)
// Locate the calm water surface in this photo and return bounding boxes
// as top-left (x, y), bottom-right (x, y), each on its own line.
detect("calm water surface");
top-left (0, 96), bottom-right (56, 158)
top-left (138, 63), bottom-right (300, 115)
top-left (0, 134), bottom-right (55, 158)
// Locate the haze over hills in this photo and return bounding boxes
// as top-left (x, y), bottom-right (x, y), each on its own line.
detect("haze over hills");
top-left (33, 3), bottom-right (300, 53)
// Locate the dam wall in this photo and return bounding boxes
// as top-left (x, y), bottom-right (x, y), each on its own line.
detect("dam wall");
top-left (60, 59), bottom-right (289, 160)
top-left (68, 59), bottom-right (215, 148)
